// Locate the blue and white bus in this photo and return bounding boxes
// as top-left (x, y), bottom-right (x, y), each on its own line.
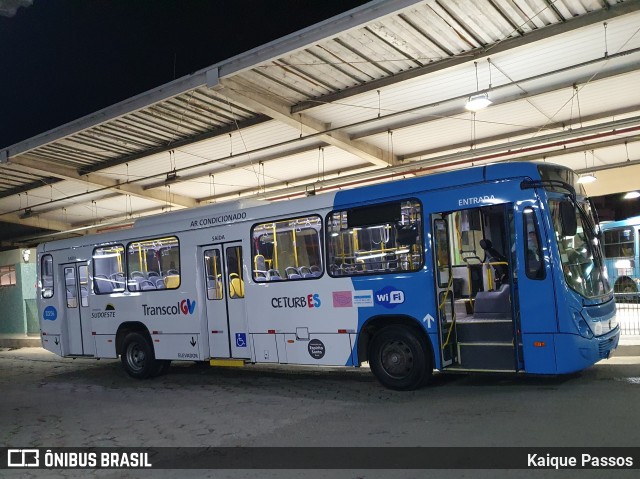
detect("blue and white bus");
top-left (37, 162), bottom-right (619, 390)
top-left (602, 216), bottom-right (640, 297)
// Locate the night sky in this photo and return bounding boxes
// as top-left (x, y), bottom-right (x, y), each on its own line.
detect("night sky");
top-left (0, 0), bottom-right (369, 148)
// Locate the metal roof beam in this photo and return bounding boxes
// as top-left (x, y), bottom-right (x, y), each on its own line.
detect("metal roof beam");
top-left (291, 1), bottom-right (640, 113)
top-left (350, 56), bottom-right (640, 140)
top-left (5, 155), bottom-right (197, 208)
top-left (77, 114), bottom-right (271, 175)
top-left (0, 177), bottom-right (63, 200)
top-left (216, 77), bottom-right (397, 167)
top-left (142, 142), bottom-right (328, 190)
top-left (400, 105), bottom-right (640, 159)
top-left (226, 117), bottom-right (640, 201)
top-left (198, 164), bottom-right (375, 203)
top-left (0, 212), bottom-right (73, 232)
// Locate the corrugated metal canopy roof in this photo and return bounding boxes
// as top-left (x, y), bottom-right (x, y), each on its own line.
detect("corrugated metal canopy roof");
top-left (2, 0), bottom-right (640, 246)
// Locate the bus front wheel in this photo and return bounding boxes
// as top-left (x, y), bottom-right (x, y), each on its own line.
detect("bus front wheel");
top-left (121, 332), bottom-right (159, 379)
top-left (369, 325), bottom-right (431, 391)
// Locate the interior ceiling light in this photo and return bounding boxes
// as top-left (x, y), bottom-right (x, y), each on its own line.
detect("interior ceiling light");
top-left (465, 93), bottom-right (492, 112)
top-left (165, 171), bottom-right (178, 184)
top-left (623, 191), bottom-right (640, 199)
top-left (577, 173), bottom-right (597, 184)
top-left (20, 207), bottom-right (33, 219)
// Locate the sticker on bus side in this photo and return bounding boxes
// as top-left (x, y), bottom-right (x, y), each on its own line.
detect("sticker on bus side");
top-left (43, 306), bottom-right (57, 321)
top-left (374, 286), bottom-right (405, 308)
top-left (352, 291), bottom-right (374, 307)
top-left (332, 291), bottom-right (353, 307)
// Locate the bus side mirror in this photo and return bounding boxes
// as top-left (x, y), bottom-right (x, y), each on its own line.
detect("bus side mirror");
top-left (559, 200), bottom-right (577, 237)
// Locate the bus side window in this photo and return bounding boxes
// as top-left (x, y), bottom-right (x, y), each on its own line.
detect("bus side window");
top-left (523, 208), bottom-right (545, 280)
top-left (64, 267), bottom-right (77, 308)
top-left (126, 237), bottom-right (180, 291)
top-left (93, 245), bottom-right (125, 294)
top-left (41, 254), bottom-right (54, 298)
top-left (226, 246), bottom-right (244, 298)
top-left (251, 215), bottom-right (323, 282)
top-left (326, 199), bottom-right (423, 277)
top-left (204, 249), bottom-right (223, 300)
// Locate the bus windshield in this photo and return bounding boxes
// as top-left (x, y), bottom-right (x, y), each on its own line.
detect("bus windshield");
top-left (549, 199), bottom-right (611, 299)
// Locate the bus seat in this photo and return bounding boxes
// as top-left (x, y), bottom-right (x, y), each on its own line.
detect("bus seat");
top-left (229, 275), bottom-right (245, 298)
top-left (472, 284), bottom-right (511, 320)
top-left (130, 271), bottom-right (145, 279)
top-left (267, 269), bottom-right (282, 281)
top-left (254, 254), bottom-right (267, 271)
top-left (94, 275), bottom-right (113, 294)
top-left (139, 280), bottom-right (156, 291)
top-left (110, 272), bottom-right (125, 289)
top-left (147, 271), bottom-right (159, 279)
top-left (166, 269), bottom-right (179, 276)
top-left (310, 265), bottom-right (321, 277)
top-left (164, 275), bottom-right (180, 289)
top-left (254, 255), bottom-right (268, 281)
top-left (155, 278), bottom-right (166, 289)
top-left (298, 266), bottom-right (313, 278)
top-left (479, 239), bottom-right (508, 287)
top-left (285, 267), bottom-right (301, 279)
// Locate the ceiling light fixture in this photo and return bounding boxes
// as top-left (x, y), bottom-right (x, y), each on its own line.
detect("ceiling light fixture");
top-left (623, 191), bottom-right (640, 199)
top-left (577, 173), bottom-right (597, 184)
top-left (165, 170), bottom-right (178, 184)
top-left (465, 61), bottom-right (492, 112)
top-left (465, 92), bottom-right (492, 112)
top-left (20, 207), bottom-right (33, 219)
top-left (577, 150), bottom-right (597, 184)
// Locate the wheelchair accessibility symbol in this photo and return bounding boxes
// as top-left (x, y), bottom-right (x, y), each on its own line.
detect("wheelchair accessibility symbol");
top-left (235, 333), bottom-right (247, 348)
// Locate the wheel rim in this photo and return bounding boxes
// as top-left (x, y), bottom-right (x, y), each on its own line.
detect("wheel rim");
top-left (379, 339), bottom-right (413, 379)
top-left (126, 343), bottom-right (145, 372)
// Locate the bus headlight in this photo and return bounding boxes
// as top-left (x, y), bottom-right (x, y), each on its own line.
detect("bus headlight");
top-left (572, 311), bottom-right (594, 339)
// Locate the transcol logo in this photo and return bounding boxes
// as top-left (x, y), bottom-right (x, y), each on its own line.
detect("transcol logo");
top-left (375, 286), bottom-right (405, 309)
top-left (141, 299), bottom-right (197, 316)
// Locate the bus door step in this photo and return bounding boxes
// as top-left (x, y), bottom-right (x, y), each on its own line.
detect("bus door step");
top-left (457, 342), bottom-right (515, 371)
top-left (456, 318), bottom-right (513, 342)
top-left (209, 359), bottom-right (246, 367)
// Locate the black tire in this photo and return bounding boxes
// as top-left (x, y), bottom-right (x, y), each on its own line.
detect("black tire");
top-left (369, 325), bottom-right (432, 391)
top-left (121, 332), bottom-right (158, 379)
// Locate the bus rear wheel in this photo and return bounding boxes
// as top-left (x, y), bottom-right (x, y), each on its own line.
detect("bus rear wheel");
top-left (369, 325), bottom-right (431, 391)
top-left (121, 332), bottom-right (159, 379)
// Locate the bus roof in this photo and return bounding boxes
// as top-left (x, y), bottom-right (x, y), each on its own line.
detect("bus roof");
top-left (38, 161), bottom-right (549, 251)
top-left (601, 216), bottom-right (640, 229)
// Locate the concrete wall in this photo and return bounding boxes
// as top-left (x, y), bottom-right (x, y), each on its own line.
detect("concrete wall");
top-left (0, 248), bottom-right (37, 335)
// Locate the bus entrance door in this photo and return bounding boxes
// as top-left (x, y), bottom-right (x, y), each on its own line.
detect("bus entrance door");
top-left (202, 242), bottom-right (250, 360)
top-left (61, 262), bottom-right (93, 356)
top-left (432, 214), bottom-right (456, 368)
top-left (433, 205), bottom-right (517, 372)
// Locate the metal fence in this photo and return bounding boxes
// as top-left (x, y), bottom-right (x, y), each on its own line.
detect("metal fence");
top-left (615, 294), bottom-right (640, 336)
